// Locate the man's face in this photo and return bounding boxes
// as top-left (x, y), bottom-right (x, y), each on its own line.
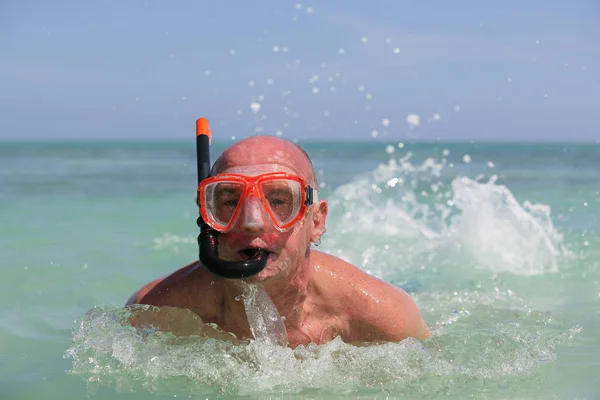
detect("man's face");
top-left (211, 138), bottom-right (319, 282)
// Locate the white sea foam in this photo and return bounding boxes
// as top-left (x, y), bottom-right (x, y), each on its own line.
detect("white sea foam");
top-left (64, 305), bottom-right (576, 396)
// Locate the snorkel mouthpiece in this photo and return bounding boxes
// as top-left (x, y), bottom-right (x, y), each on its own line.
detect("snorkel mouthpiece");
top-left (196, 118), bottom-right (268, 279)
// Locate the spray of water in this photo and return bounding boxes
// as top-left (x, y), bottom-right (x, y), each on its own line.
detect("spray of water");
top-left (326, 152), bottom-right (568, 279)
top-left (64, 305), bottom-right (578, 397)
top-left (450, 175), bottom-right (565, 275)
top-left (240, 282), bottom-right (288, 347)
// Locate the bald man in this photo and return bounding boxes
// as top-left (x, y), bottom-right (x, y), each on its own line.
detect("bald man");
top-left (127, 136), bottom-right (429, 346)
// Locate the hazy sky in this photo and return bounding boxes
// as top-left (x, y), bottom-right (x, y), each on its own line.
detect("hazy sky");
top-left (1, 0), bottom-right (598, 141)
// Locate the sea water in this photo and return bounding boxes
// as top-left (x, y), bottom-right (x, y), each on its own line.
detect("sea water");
top-left (1, 140), bottom-right (599, 399)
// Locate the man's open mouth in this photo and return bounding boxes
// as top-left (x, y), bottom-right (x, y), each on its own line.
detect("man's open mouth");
top-left (238, 248), bottom-right (271, 260)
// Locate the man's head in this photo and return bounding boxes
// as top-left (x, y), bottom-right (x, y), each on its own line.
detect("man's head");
top-left (208, 135), bottom-right (328, 282)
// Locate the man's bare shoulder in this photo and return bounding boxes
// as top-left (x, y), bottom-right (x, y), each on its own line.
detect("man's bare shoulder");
top-left (126, 261), bottom-right (211, 307)
top-left (311, 250), bottom-right (429, 342)
top-left (310, 250), bottom-right (405, 300)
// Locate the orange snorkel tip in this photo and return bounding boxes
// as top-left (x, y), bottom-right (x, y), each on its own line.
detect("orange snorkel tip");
top-left (196, 118), bottom-right (211, 142)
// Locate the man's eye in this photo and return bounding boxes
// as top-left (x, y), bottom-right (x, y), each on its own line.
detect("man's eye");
top-left (270, 197), bottom-right (286, 206)
top-left (223, 199), bottom-right (239, 207)
top-left (217, 196), bottom-right (239, 208)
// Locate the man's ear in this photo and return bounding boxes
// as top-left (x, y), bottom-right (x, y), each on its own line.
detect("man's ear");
top-left (310, 200), bottom-right (328, 243)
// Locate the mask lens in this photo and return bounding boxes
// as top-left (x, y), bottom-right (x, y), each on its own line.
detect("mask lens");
top-left (203, 181), bottom-right (245, 228)
top-left (261, 179), bottom-right (302, 226)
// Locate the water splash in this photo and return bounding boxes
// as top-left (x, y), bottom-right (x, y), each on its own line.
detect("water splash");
top-left (241, 283), bottom-right (288, 347)
top-left (450, 175), bottom-right (566, 275)
top-left (63, 305), bottom-right (578, 397)
top-left (325, 152), bottom-right (568, 277)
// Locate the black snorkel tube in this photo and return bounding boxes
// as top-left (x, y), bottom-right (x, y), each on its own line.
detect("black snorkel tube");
top-left (196, 118), bottom-right (268, 279)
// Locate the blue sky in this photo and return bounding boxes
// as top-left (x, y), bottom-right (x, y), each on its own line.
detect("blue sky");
top-left (1, 0), bottom-right (598, 141)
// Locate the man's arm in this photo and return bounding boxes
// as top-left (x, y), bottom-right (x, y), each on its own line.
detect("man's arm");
top-left (385, 285), bottom-right (430, 341)
top-left (124, 304), bottom-right (243, 343)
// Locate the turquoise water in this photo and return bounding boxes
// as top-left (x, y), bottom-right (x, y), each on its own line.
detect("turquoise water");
top-left (2, 140), bottom-right (599, 399)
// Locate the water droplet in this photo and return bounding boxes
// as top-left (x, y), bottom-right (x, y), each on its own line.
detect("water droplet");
top-left (406, 114), bottom-right (420, 127)
top-left (249, 102), bottom-right (261, 114)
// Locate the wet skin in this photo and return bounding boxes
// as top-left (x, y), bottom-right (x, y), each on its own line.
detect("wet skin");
top-left (127, 136), bottom-right (430, 346)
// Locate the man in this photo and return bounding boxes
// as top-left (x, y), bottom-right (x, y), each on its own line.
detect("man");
top-left (127, 135), bottom-right (430, 347)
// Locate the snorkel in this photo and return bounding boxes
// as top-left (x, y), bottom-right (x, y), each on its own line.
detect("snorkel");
top-left (196, 118), bottom-right (268, 279)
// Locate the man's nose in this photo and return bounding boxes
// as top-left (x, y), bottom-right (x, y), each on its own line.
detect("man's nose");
top-left (236, 194), bottom-right (267, 233)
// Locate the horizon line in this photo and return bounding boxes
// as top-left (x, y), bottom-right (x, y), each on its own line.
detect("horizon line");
top-left (1, 137), bottom-right (599, 146)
